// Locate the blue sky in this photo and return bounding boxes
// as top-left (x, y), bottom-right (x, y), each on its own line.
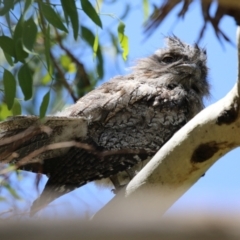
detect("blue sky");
top-left (1, 0), bottom-right (240, 218)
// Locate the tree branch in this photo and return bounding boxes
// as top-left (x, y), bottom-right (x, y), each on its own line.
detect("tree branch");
top-left (93, 27), bottom-right (240, 221)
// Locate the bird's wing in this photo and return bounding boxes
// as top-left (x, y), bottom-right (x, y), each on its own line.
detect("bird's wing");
top-left (0, 116), bottom-right (88, 174)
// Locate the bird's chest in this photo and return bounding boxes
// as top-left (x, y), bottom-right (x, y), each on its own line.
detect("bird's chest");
top-left (88, 100), bottom-right (188, 151)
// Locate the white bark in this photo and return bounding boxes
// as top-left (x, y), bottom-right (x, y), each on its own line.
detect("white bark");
top-left (93, 26), bottom-right (240, 221)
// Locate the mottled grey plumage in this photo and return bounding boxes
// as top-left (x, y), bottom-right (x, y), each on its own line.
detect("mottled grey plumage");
top-left (0, 36), bottom-right (209, 215)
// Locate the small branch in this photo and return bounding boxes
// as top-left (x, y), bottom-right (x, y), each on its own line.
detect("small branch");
top-left (55, 31), bottom-right (91, 90)
top-left (50, 51), bottom-right (78, 102)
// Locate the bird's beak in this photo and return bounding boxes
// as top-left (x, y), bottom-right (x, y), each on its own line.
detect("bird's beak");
top-left (175, 63), bottom-right (201, 78)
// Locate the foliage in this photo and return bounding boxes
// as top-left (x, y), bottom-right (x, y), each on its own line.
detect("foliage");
top-left (0, 0), bottom-right (130, 119)
top-left (0, 0), bottom-right (133, 217)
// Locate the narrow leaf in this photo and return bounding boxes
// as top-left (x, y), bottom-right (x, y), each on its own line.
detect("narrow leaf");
top-left (12, 99), bottom-right (22, 115)
top-left (61, 0), bottom-right (79, 39)
top-left (13, 17), bottom-right (29, 62)
top-left (14, 39), bottom-right (29, 62)
top-left (18, 63), bottom-right (33, 100)
top-left (3, 69), bottom-right (16, 110)
top-left (81, 26), bottom-right (104, 78)
top-left (80, 0), bottom-right (102, 28)
top-left (142, 0), bottom-right (149, 22)
top-left (0, 36), bottom-right (15, 58)
top-left (93, 33), bottom-right (99, 59)
top-left (81, 26), bottom-right (94, 46)
top-left (41, 3), bottom-right (68, 32)
top-left (60, 55), bottom-right (76, 72)
top-left (97, 54), bottom-right (103, 78)
top-left (5, 12), bottom-right (13, 35)
top-left (23, 0), bottom-right (33, 14)
top-left (44, 25), bottom-right (51, 71)
top-left (23, 17), bottom-right (37, 52)
top-left (117, 22), bottom-right (129, 61)
top-left (40, 91), bottom-right (50, 118)
top-left (0, 103), bottom-right (12, 120)
top-left (3, 52), bottom-right (14, 66)
top-left (13, 16), bottom-right (23, 40)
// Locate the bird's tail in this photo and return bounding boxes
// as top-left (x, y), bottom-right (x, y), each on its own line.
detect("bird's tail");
top-left (30, 181), bottom-right (78, 216)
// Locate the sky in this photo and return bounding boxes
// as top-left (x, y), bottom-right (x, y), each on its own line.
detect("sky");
top-left (1, 0), bottom-right (240, 218)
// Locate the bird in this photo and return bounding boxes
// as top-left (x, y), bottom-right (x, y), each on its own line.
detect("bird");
top-left (0, 36), bottom-right (209, 215)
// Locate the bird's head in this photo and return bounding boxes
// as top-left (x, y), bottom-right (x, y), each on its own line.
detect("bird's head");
top-left (133, 36), bottom-right (210, 100)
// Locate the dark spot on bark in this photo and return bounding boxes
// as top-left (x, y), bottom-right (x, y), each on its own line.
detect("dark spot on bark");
top-left (191, 142), bottom-right (219, 163)
top-left (216, 102), bottom-right (238, 125)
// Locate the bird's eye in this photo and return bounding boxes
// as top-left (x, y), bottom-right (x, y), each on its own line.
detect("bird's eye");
top-left (161, 56), bottom-right (175, 64)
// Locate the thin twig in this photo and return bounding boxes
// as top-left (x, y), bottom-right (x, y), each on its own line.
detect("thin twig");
top-left (50, 51), bottom-right (78, 102)
top-left (55, 30), bottom-right (91, 90)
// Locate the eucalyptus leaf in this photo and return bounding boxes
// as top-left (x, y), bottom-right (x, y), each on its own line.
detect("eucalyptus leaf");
top-left (41, 3), bottom-right (68, 32)
top-left (3, 69), bottom-right (16, 110)
top-left (40, 91), bottom-right (50, 118)
top-left (80, 0), bottom-right (102, 28)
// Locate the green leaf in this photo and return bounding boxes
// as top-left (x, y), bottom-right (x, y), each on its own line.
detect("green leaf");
top-left (117, 22), bottom-right (129, 61)
top-left (61, 0), bottom-right (79, 40)
top-left (5, 12), bottom-right (13, 35)
top-left (0, 103), bottom-right (12, 120)
top-left (97, 55), bottom-right (103, 78)
top-left (23, 17), bottom-right (38, 52)
top-left (12, 99), bottom-right (22, 115)
top-left (3, 52), bottom-right (14, 66)
top-left (80, 0), bottom-right (102, 28)
top-left (0, 0), bottom-right (15, 16)
top-left (3, 69), bottom-right (16, 110)
top-left (44, 25), bottom-right (51, 71)
top-left (81, 26), bottom-right (94, 46)
top-left (93, 33), bottom-right (99, 59)
top-left (23, 0), bottom-right (33, 14)
top-left (142, 0), bottom-right (149, 22)
top-left (0, 36), bottom-right (15, 58)
top-left (13, 16), bottom-right (23, 40)
top-left (42, 72), bottom-right (52, 84)
top-left (18, 63), bottom-right (33, 100)
top-left (60, 55), bottom-right (76, 72)
top-left (13, 17), bottom-right (29, 62)
top-left (41, 3), bottom-right (68, 32)
top-left (81, 26), bottom-right (104, 78)
top-left (40, 91), bottom-right (50, 118)
top-left (14, 39), bottom-right (29, 62)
